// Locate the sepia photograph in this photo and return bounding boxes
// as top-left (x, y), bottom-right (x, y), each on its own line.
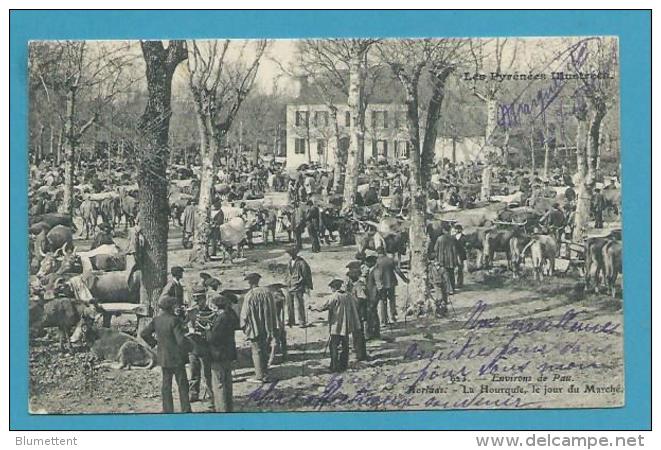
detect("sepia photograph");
top-left (26, 36), bottom-right (624, 415)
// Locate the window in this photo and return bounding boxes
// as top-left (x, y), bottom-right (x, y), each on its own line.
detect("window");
top-left (294, 138), bottom-right (306, 154)
top-left (345, 111), bottom-right (351, 127)
top-left (295, 111), bottom-right (309, 127)
top-left (317, 139), bottom-right (327, 155)
top-left (394, 141), bottom-right (409, 159)
top-left (373, 140), bottom-right (388, 157)
top-left (314, 111), bottom-right (329, 127)
top-left (372, 110), bottom-right (388, 129)
top-left (394, 111), bottom-right (406, 129)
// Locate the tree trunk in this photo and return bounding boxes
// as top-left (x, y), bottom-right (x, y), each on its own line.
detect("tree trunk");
top-left (485, 97), bottom-right (497, 146)
top-left (573, 115), bottom-right (590, 242)
top-left (190, 105), bottom-right (213, 264)
top-left (529, 123), bottom-right (536, 173)
top-left (343, 52), bottom-right (364, 206)
top-left (329, 107), bottom-right (345, 197)
top-left (421, 67), bottom-right (453, 186)
top-left (137, 40), bottom-right (187, 319)
top-left (60, 88), bottom-right (76, 217)
top-left (543, 122), bottom-right (550, 179)
top-left (403, 83), bottom-right (428, 308)
top-left (49, 123), bottom-right (55, 159)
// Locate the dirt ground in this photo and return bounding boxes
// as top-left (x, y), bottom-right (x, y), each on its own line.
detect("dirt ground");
top-left (29, 200), bottom-right (624, 415)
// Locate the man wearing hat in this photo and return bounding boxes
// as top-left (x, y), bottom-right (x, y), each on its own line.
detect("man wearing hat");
top-left (160, 266), bottom-right (186, 311)
top-left (186, 285), bottom-right (214, 403)
top-left (540, 203), bottom-right (566, 251)
top-left (305, 199), bottom-right (321, 253)
top-left (90, 222), bottom-right (115, 250)
top-left (374, 246), bottom-right (408, 326)
top-left (140, 296), bottom-right (192, 413)
top-left (285, 246), bottom-right (313, 327)
top-left (240, 272), bottom-right (277, 382)
top-left (206, 292), bottom-right (240, 412)
top-left (309, 279), bottom-right (362, 373)
top-left (362, 255), bottom-right (381, 340)
top-left (433, 225), bottom-right (458, 312)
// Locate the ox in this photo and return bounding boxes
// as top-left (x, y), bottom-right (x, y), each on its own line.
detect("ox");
top-left (70, 319), bottom-right (156, 369)
top-left (602, 240), bottom-right (622, 298)
top-left (521, 235), bottom-right (557, 281)
top-left (29, 296), bottom-right (98, 352)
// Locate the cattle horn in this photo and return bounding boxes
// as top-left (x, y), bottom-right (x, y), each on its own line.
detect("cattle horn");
top-left (38, 245), bottom-right (47, 257)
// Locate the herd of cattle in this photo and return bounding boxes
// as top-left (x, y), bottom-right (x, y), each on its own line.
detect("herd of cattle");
top-left (28, 174), bottom-right (623, 369)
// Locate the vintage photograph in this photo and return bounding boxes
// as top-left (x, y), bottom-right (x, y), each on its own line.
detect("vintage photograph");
top-left (27, 37), bottom-right (623, 414)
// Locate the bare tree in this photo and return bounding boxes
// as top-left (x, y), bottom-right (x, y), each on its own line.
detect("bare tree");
top-left (186, 39), bottom-right (268, 263)
top-left (29, 41), bottom-right (139, 216)
top-left (378, 38), bottom-right (468, 310)
top-left (138, 40), bottom-right (188, 318)
top-left (570, 37), bottom-right (619, 241)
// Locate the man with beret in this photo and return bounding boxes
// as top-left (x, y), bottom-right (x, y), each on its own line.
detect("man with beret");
top-left (310, 279), bottom-right (362, 373)
top-left (240, 272), bottom-right (277, 382)
top-left (206, 292), bottom-right (240, 412)
top-left (140, 296), bottom-right (192, 413)
top-left (186, 285), bottom-right (214, 403)
top-left (285, 247), bottom-right (313, 327)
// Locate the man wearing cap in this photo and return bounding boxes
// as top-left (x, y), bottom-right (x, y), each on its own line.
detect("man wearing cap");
top-left (310, 279), bottom-right (362, 373)
top-left (285, 247), bottom-right (313, 327)
top-left (374, 246), bottom-right (408, 325)
top-left (90, 222), bottom-right (114, 250)
top-left (186, 285), bottom-right (214, 403)
top-left (160, 266), bottom-right (186, 311)
top-left (240, 272), bottom-right (277, 382)
top-left (140, 296), bottom-right (192, 413)
top-left (206, 292), bottom-right (240, 412)
top-left (199, 272), bottom-right (222, 292)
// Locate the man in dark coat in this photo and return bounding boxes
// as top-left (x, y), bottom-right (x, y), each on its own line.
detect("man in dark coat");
top-left (206, 292), bottom-right (240, 412)
top-left (433, 228), bottom-right (458, 300)
top-left (374, 247), bottom-right (408, 325)
top-left (306, 200), bottom-right (321, 253)
top-left (140, 296), bottom-right (192, 413)
top-left (592, 188), bottom-right (606, 229)
top-left (240, 272), bottom-right (277, 382)
top-left (345, 262), bottom-right (368, 361)
top-left (310, 279), bottom-right (362, 373)
top-left (285, 247), bottom-right (313, 327)
top-left (362, 255), bottom-right (380, 339)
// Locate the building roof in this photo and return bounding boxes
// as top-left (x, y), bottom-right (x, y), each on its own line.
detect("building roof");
top-left (290, 66), bottom-right (408, 105)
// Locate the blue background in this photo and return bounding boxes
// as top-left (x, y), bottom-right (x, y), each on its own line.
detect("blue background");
top-left (10, 10), bottom-right (651, 430)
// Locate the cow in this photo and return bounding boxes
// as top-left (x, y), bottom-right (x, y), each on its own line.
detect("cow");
top-left (29, 296), bottom-right (98, 352)
top-left (70, 320), bottom-right (156, 369)
top-left (521, 235), bottom-right (557, 281)
top-left (509, 234), bottom-right (532, 279)
top-left (210, 217), bottom-right (249, 262)
top-left (356, 229), bottom-right (409, 262)
top-left (32, 225), bottom-right (75, 276)
top-left (602, 189), bottom-right (621, 217)
top-left (30, 213), bottom-right (76, 232)
top-left (118, 194), bottom-right (138, 229)
top-left (482, 228), bottom-right (518, 269)
top-left (78, 198), bottom-right (99, 239)
top-left (257, 208), bottom-right (278, 244)
top-left (436, 202), bottom-right (508, 228)
top-left (99, 196), bottom-right (120, 228)
top-left (602, 240), bottom-right (622, 298)
top-left (584, 236), bottom-right (611, 292)
top-left (320, 207), bottom-right (345, 245)
top-left (35, 244), bottom-right (82, 279)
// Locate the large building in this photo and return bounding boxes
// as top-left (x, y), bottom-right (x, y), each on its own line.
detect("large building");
top-left (285, 73), bottom-right (487, 168)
